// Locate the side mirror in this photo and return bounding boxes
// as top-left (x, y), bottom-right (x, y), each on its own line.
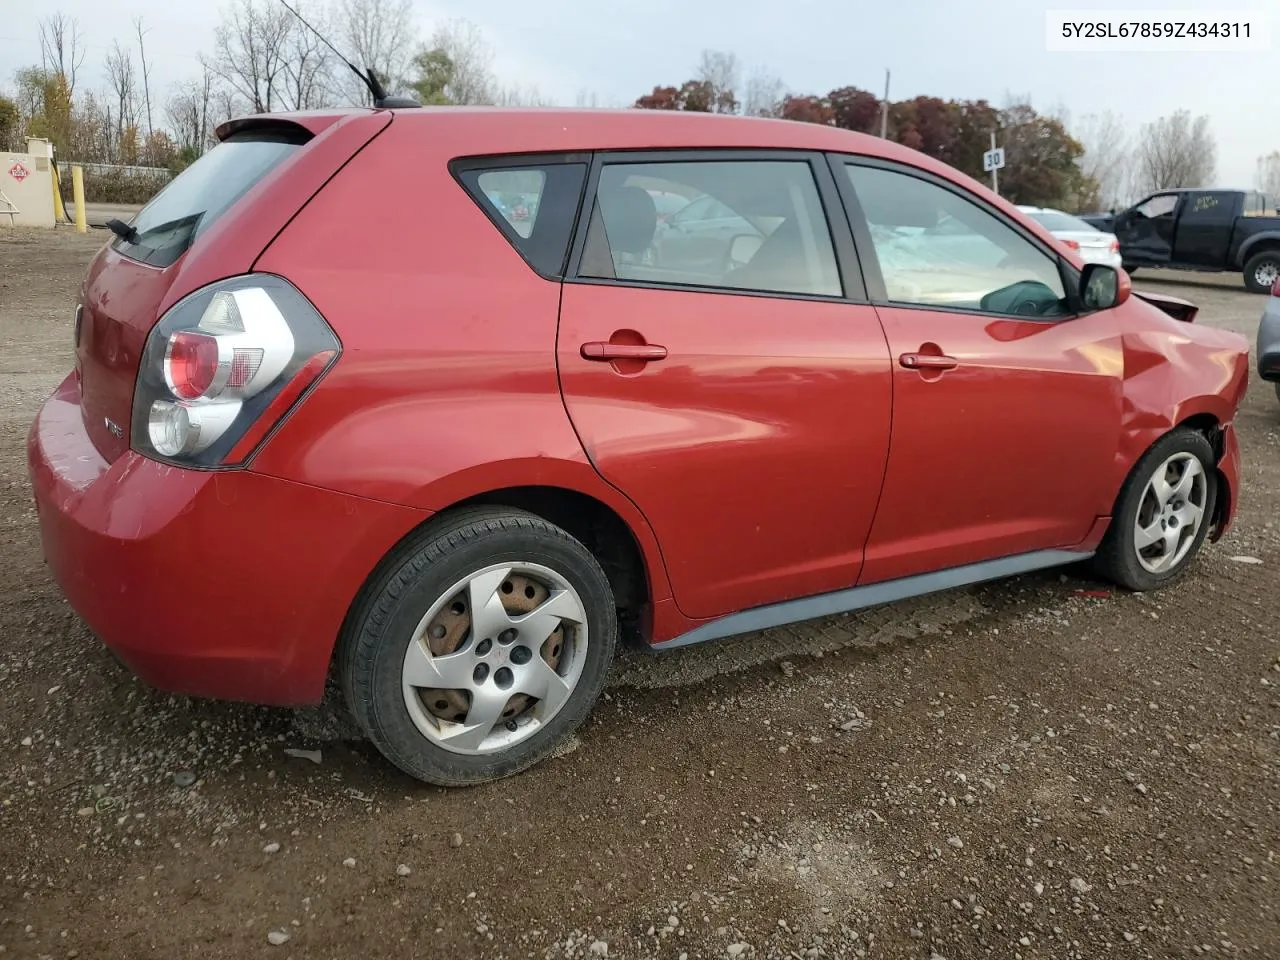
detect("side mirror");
top-left (1080, 263), bottom-right (1131, 310)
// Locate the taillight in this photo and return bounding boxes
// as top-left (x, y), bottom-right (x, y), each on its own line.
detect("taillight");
top-left (1062, 239), bottom-right (1080, 251)
top-left (1109, 238), bottom-right (1120, 253)
top-left (131, 275), bottom-right (339, 468)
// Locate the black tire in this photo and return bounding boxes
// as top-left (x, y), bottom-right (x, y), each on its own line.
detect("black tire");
top-left (339, 507), bottom-right (617, 786)
top-left (1243, 250), bottom-right (1280, 294)
top-left (1091, 428), bottom-right (1217, 592)
top-left (1122, 264), bottom-right (1138, 276)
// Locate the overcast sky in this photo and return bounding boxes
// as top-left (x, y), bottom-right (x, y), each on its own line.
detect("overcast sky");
top-left (0, 0), bottom-right (1274, 190)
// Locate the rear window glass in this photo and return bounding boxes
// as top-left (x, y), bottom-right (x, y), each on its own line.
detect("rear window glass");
top-left (1027, 211), bottom-right (1100, 233)
top-left (456, 160), bottom-right (588, 277)
top-left (112, 127), bottom-right (309, 268)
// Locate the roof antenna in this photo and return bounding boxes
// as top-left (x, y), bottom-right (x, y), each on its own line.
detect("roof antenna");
top-left (276, 0), bottom-right (420, 109)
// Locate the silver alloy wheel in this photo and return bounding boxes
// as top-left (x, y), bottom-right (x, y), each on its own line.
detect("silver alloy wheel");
top-left (401, 562), bottom-right (588, 755)
top-left (1256, 260), bottom-right (1280, 288)
top-left (1133, 451), bottom-right (1208, 574)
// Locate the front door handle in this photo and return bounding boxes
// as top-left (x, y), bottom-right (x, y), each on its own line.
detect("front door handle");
top-left (581, 342), bottom-right (668, 362)
top-left (899, 352), bottom-right (958, 371)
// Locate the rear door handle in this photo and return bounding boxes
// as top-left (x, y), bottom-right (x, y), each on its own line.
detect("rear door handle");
top-left (899, 353), bottom-right (958, 370)
top-left (581, 342), bottom-right (668, 362)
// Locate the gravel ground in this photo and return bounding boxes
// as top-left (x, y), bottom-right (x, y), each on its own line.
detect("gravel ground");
top-left (1, 227), bottom-right (1277, 960)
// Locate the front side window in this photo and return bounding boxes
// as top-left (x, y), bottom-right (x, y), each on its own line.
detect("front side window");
top-left (844, 164), bottom-right (1069, 317)
top-left (1134, 194), bottom-right (1179, 219)
top-left (578, 159), bottom-right (842, 298)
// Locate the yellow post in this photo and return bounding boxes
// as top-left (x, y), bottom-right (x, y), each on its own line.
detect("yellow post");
top-left (71, 165), bottom-right (87, 234)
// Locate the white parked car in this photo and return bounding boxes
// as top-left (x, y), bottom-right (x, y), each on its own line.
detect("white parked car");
top-left (1017, 205), bottom-right (1123, 269)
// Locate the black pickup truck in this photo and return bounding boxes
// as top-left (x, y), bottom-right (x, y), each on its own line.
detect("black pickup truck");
top-left (1080, 189), bottom-right (1280, 293)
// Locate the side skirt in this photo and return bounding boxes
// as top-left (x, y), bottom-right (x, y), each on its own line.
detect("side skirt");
top-left (651, 548), bottom-right (1093, 651)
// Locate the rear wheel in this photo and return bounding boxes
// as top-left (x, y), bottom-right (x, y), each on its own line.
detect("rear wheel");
top-left (340, 508), bottom-right (617, 786)
top-left (1243, 250), bottom-right (1280, 294)
top-left (1091, 428), bottom-right (1217, 592)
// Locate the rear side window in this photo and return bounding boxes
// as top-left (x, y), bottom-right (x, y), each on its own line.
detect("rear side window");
top-left (113, 127), bottom-right (310, 268)
top-left (577, 159), bottom-right (843, 298)
top-left (455, 160), bottom-right (588, 277)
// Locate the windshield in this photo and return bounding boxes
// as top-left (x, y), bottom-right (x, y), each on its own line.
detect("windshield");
top-left (1027, 210), bottom-right (1101, 233)
top-left (112, 127), bottom-right (310, 267)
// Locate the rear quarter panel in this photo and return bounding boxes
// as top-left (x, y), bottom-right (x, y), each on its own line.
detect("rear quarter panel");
top-left (248, 116), bottom-right (674, 604)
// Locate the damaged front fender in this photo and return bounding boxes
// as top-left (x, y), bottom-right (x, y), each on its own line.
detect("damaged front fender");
top-left (1114, 310), bottom-right (1249, 541)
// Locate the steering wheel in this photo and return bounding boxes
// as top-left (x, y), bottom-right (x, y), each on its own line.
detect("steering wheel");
top-left (980, 280), bottom-right (1062, 317)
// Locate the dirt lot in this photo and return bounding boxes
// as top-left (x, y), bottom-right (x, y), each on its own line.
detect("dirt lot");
top-left (1, 227), bottom-right (1277, 960)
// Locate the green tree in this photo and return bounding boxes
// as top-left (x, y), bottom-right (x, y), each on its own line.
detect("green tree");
top-left (0, 96), bottom-right (19, 150)
top-left (408, 47), bottom-right (455, 104)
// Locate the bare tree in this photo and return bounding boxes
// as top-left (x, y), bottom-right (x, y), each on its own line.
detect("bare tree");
top-left (1258, 151), bottom-right (1280, 198)
top-left (280, 6), bottom-right (333, 110)
top-left (421, 19), bottom-right (497, 105)
top-left (1075, 110), bottom-right (1131, 208)
top-left (335, 0), bottom-right (417, 104)
top-left (209, 86), bottom-right (246, 145)
top-left (134, 17), bottom-right (154, 139)
top-left (166, 66), bottom-right (216, 154)
top-left (696, 49), bottom-right (740, 113)
top-left (38, 13), bottom-right (85, 96)
top-left (1134, 110), bottom-right (1216, 193)
top-left (494, 85), bottom-right (553, 107)
top-left (104, 40), bottom-right (139, 158)
top-left (743, 66), bottom-right (784, 118)
top-left (208, 0), bottom-right (295, 113)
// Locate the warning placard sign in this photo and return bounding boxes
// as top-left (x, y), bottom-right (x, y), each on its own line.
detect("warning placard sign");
top-left (8, 161), bottom-right (29, 183)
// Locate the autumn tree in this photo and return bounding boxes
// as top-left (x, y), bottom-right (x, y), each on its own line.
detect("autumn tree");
top-left (1134, 110), bottom-right (1216, 193)
top-left (780, 95), bottom-right (833, 126)
top-left (996, 102), bottom-right (1093, 208)
top-left (949, 99), bottom-right (1000, 181)
top-left (890, 97), bottom-right (958, 163)
top-left (633, 80), bottom-right (719, 112)
top-left (827, 86), bottom-right (880, 133)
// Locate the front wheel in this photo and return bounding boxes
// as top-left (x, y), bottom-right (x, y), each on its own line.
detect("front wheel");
top-left (1091, 428), bottom-right (1217, 592)
top-left (339, 508), bottom-right (617, 786)
top-left (1244, 250), bottom-right (1280, 294)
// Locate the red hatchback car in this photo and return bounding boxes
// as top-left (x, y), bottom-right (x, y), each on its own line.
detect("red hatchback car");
top-left (28, 108), bottom-right (1248, 785)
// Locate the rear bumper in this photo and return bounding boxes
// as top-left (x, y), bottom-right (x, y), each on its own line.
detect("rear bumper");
top-left (1258, 300), bottom-right (1280, 382)
top-left (27, 374), bottom-right (428, 706)
top-left (1081, 249), bottom-right (1123, 269)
